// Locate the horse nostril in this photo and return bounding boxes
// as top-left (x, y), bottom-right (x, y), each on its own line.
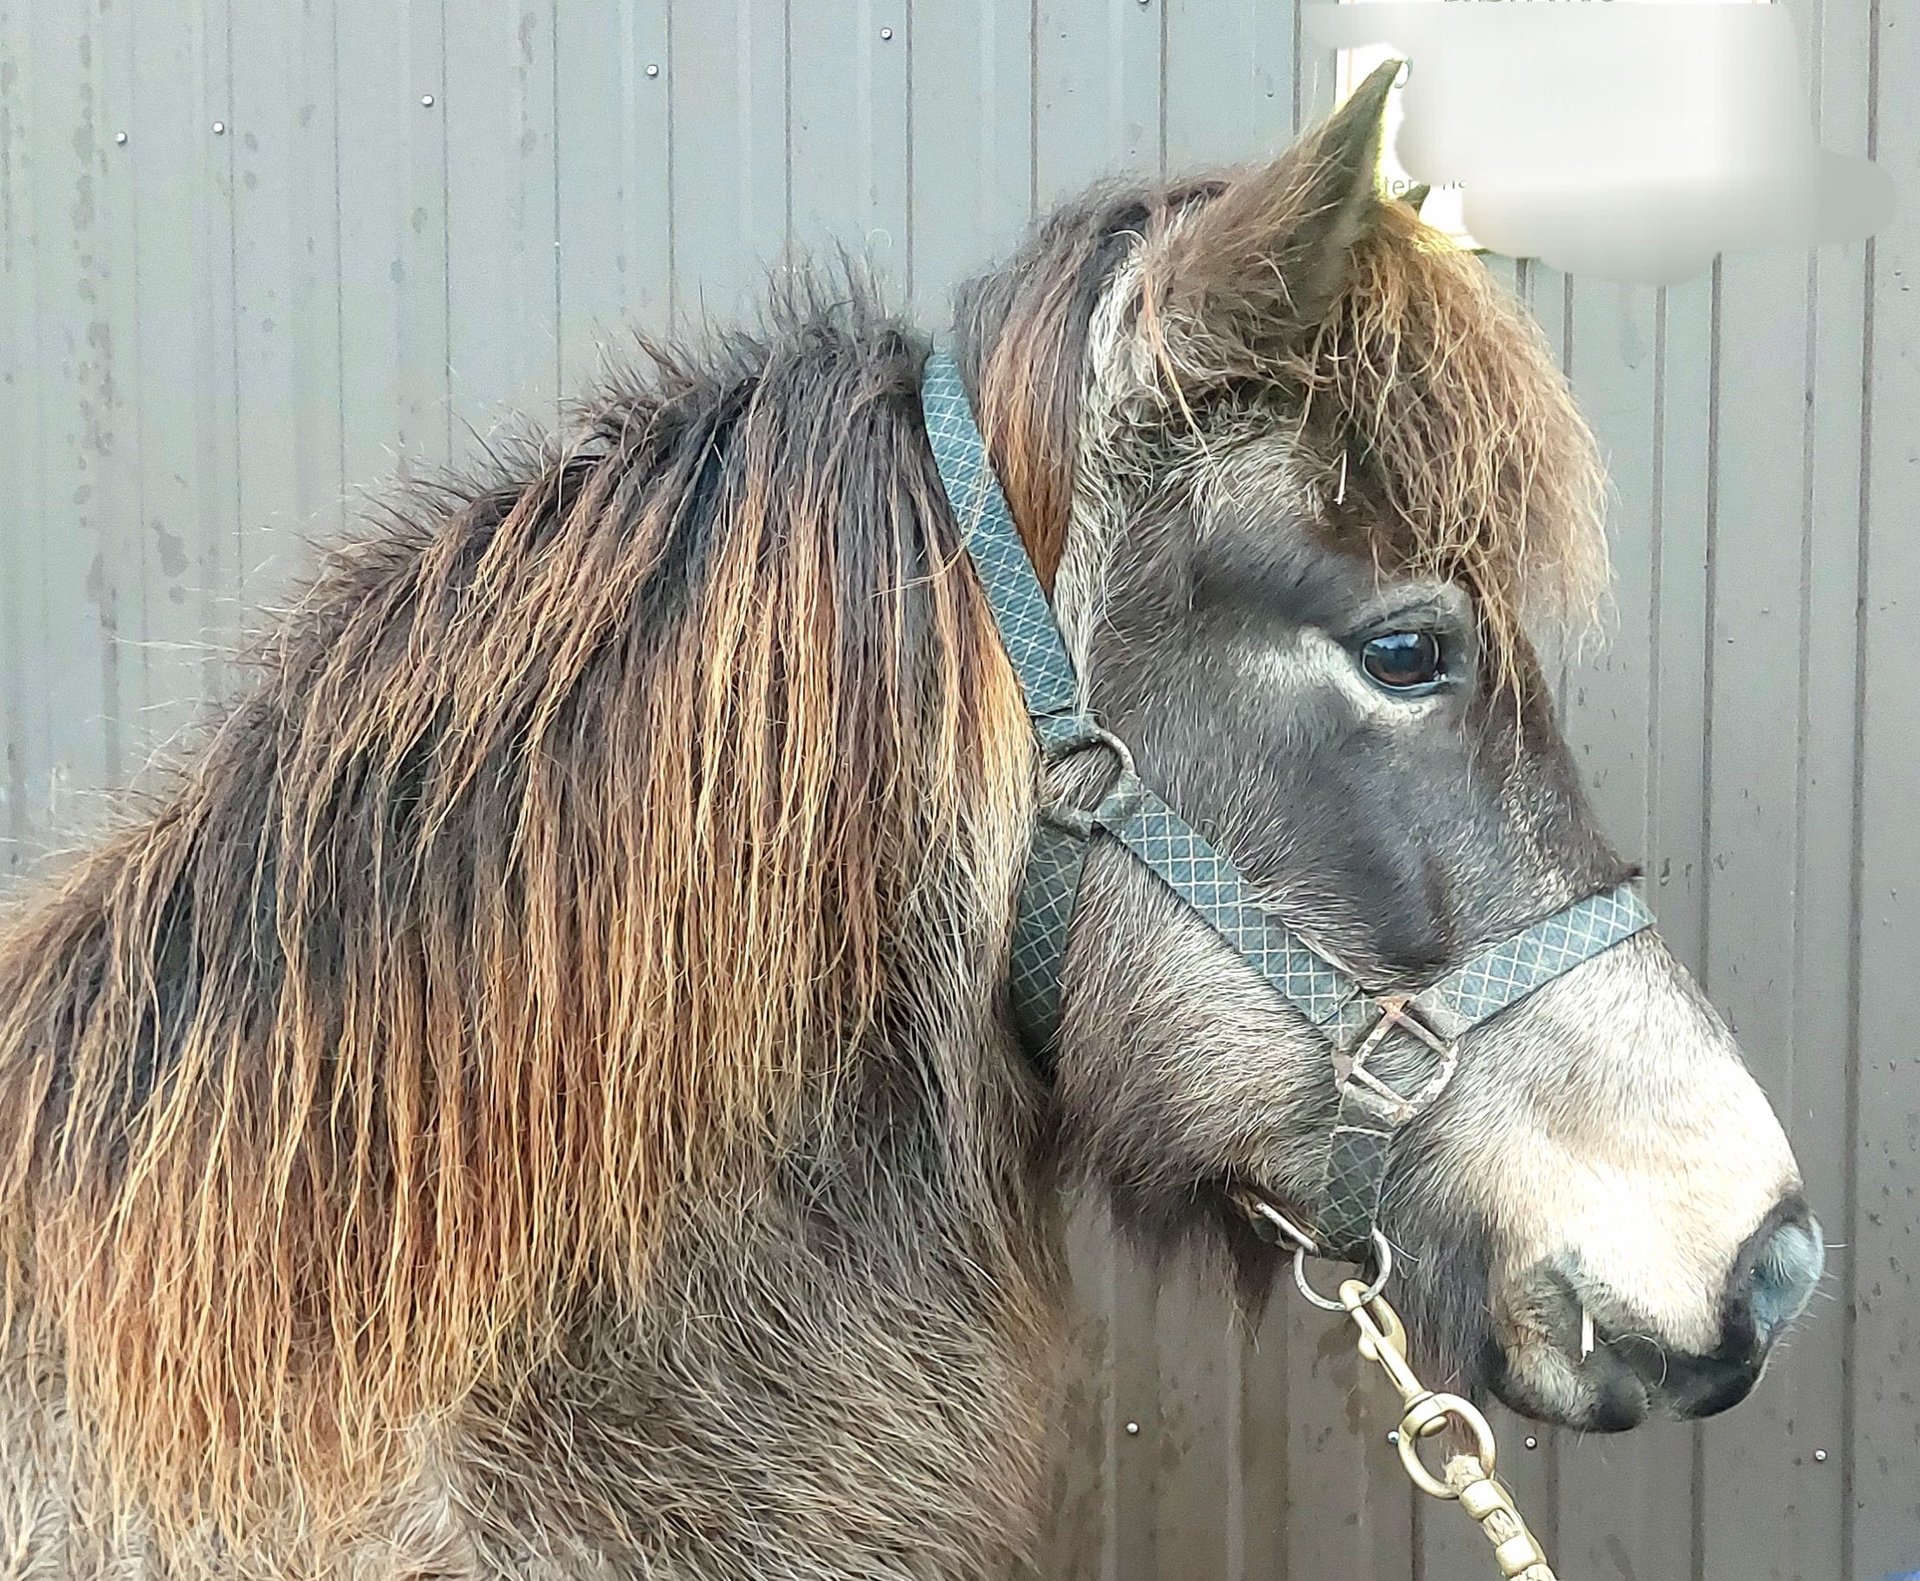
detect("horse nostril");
top-left (1649, 1207), bottom-right (1823, 1422)
top-left (1731, 1204), bottom-right (1825, 1351)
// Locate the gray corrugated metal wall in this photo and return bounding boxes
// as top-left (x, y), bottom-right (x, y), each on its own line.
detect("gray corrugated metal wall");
top-left (0, 3), bottom-right (1912, 1577)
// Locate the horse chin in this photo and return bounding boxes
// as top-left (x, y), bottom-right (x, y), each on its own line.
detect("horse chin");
top-left (1487, 1319), bottom-right (1767, 1434)
top-left (1478, 1250), bottom-right (1785, 1432)
top-left (1484, 1324), bottom-right (1775, 1433)
top-left (1475, 1269), bottom-right (1660, 1430)
top-left (1486, 1339), bottom-right (1656, 1433)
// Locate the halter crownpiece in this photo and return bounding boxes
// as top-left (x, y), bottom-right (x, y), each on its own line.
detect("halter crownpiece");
top-left (919, 348), bottom-right (1653, 1267)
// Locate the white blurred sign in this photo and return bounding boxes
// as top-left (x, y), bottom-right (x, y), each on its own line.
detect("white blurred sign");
top-left (1323, 0), bottom-right (1895, 283)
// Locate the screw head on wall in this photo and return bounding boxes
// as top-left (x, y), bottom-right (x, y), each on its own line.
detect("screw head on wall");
top-left (211, 120), bottom-right (226, 134)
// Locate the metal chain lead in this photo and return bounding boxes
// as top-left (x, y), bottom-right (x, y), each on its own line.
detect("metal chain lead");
top-left (1333, 1279), bottom-right (1559, 1581)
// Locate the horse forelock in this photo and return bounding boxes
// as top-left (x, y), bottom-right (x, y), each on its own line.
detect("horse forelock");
top-left (0, 276), bottom-right (1034, 1545)
top-left (1295, 202), bottom-right (1611, 662)
top-left (999, 159), bottom-right (1611, 673)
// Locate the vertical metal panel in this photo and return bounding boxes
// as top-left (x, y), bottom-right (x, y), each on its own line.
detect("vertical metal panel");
top-left (905, 0), bottom-right (1034, 321)
top-left (788, 0), bottom-right (909, 292)
top-left (1687, 5), bottom-right (1867, 1574)
top-left (2, 2), bottom-right (1917, 1577)
top-left (335, 0), bottom-right (451, 483)
top-left (554, 0), bottom-right (670, 389)
top-left (1147, 1262), bottom-right (1237, 1581)
top-left (1047, 1209), bottom-right (1166, 1581)
top-left (665, 0), bottom-right (786, 329)
top-left (188, 0), bottom-right (244, 650)
top-left (1554, 259), bottom-right (1708, 1578)
top-left (1163, 0), bottom-right (1297, 170)
top-left (444, 0), bottom-right (559, 427)
top-left (1784, 2), bottom-right (1875, 1574)
top-left (13, 0), bottom-right (117, 845)
top-left (81, 0), bottom-right (138, 792)
top-left (228, 0), bottom-right (345, 600)
top-left (121, 4), bottom-right (225, 768)
top-left (1632, 264), bottom-right (1721, 1578)
top-left (0, 0), bottom-right (28, 866)
top-left (1033, 0), bottom-right (1163, 204)
top-left (1706, 240), bottom-right (1829, 1580)
top-left (1851, 0), bottom-right (1920, 1568)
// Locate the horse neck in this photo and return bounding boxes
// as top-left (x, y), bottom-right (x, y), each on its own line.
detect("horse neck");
top-left (440, 1021), bottom-right (1073, 1579)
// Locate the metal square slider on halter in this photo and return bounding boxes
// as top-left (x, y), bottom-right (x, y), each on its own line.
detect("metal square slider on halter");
top-left (919, 347), bottom-right (1657, 1294)
top-left (1334, 993), bottom-right (1461, 1128)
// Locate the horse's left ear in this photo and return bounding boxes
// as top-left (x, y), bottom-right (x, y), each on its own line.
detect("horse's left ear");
top-left (1144, 60), bottom-right (1399, 386)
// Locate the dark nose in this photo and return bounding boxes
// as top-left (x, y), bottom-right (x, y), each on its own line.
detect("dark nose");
top-left (1642, 1199), bottom-right (1825, 1422)
top-left (1592, 1198), bottom-right (1824, 1425)
top-left (1725, 1198), bottom-right (1825, 1354)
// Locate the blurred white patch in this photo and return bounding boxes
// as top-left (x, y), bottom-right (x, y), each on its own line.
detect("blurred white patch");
top-left (1334, 37), bottom-right (1476, 249)
top-left (1311, 0), bottom-right (1897, 284)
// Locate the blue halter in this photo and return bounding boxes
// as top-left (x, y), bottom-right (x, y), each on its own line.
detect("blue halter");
top-left (920, 349), bottom-right (1653, 1266)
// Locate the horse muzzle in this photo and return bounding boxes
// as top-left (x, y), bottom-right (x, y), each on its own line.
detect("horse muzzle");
top-left (1491, 1197), bottom-right (1825, 1431)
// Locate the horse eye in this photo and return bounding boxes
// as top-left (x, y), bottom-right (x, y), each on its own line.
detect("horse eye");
top-left (1359, 630), bottom-right (1446, 693)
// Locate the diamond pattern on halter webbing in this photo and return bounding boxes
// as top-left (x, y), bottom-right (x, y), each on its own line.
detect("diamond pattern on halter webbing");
top-left (1425, 885), bottom-right (1652, 1024)
top-left (1109, 790), bottom-right (1357, 1030)
top-left (921, 353), bottom-right (1079, 721)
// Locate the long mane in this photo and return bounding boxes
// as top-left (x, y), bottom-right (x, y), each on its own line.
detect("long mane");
top-left (0, 286), bottom-right (1031, 1534)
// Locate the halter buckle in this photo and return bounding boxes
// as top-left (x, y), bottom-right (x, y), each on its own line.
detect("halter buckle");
top-left (1334, 995), bottom-right (1460, 1125)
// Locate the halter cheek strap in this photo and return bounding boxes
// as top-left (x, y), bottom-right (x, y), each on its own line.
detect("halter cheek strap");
top-left (919, 349), bottom-right (1652, 1265)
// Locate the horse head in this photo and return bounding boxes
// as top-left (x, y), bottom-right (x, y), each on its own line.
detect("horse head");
top-left (954, 64), bottom-right (1820, 1432)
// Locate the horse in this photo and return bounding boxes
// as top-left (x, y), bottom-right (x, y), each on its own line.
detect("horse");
top-left (0, 68), bottom-right (1823, 1579)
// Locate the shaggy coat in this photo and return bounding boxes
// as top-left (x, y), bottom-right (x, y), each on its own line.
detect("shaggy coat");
top-left (0, 73), bottom-right (1810, 1577)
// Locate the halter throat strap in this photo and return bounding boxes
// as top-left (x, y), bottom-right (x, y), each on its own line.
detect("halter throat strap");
top-left (918, 349), bottom-right (1652, 1264)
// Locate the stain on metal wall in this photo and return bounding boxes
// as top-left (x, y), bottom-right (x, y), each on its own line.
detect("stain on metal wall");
top-left (0, 2), bottom-right (1912, 1577)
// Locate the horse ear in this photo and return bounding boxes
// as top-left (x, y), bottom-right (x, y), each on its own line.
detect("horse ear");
top-left (1146, 59), bottom-right (1400, 384)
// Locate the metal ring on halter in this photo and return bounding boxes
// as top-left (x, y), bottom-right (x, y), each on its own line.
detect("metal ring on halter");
top-left (1037, 721), bottom-right (1143, 838)
top-left (1291, 1229), bottom-right (1394, 1311)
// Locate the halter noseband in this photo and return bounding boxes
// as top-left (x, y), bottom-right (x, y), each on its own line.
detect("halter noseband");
top-left (920, 349), bottom-right (1652, 1268)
